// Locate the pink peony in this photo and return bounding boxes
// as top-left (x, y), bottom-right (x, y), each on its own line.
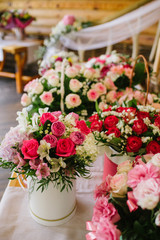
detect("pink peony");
top-left (40, 112), bottom-right (58, 125)
top-left (21, 93), bottom-right (31, 107)
top-left (62, 15), bottom-right (75, 25)
top-left (51, 121), bottom-right (65, 137)
top-left (93, 83), bottom-right (106, 95)
top-left (43, 134), bottom-right (57, 148)
top-left (40, 91), bottom-right (54, 106)
top-left (21, 139), bottom-right (39, 160)
top-left (70, 131), bottom-right (85, 145)
top-left (65, 94), bottom-right (82, 108)
top-left (87, 89), bottom-right (99, 102)
top-left (127, 162), bottom-right (160, 189)
top-left (133, 178), bottom-right (160, 210)
top-left (92, 196), bottom-right (120, 224)
top-left (29, 158), bottom-right (41, 170)
top-left (36, 162), bottom-right (50, 180)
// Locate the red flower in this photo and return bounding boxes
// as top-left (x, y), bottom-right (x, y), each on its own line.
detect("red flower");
top-left (90, 120), bottom-right (103, 132)
top-left (103, 106), bottom-right (112, 112)
top-left (146, 141), bottom-right (160, 154)
top-left (55, 57), bottom-right (63, 62)
top-left (104, 116), bottom-right (119, 129)
top-left (76, 120), bottom-right (91, 135)
top-left (137, 111), bottom-right (150, 119)
top-left (132, 119), bottom-right (147, 135)
top-left (155, 116), bottom-right (160, 128)
top-left (116, 107), bottom-right (125, 113)
top-left (126, 136), bottom-right (142, 153)
top-left (123, 107), bottom-right (137, 123)
top-left (21, 139), bottom-right (39, 160)
top-left (106, 127), bottom-right (121, 138)
top-left (40, 113), bottom-right (57, 125)
top-left (89, 114), bottom-right (99, 122)
top-left (56, 138), bottom-right (76, 157)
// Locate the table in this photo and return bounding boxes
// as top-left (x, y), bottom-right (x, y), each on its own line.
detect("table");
top-left (0, 153), bottom-right (104, 240)
top-left (0, 39), bottom-right (42, 93)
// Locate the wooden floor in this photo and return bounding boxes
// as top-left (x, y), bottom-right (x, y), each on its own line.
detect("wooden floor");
top-left (0, 77), bottom-right (22, 200)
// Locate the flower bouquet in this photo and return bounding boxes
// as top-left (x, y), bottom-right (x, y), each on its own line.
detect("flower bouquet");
top-left (0, 109), bottom-right (97, 226)
top-left (86, 154), bottom-right (160, 240)
top-left (21, 64), bottom-right (110, 118)
top-left (38, 51), bottom-right (79, 76)
top-left (0, 9), bottom-right (35, 29)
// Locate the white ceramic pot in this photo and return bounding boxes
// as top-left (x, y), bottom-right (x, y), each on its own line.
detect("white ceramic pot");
top-left (19, 176), bottom-right (76, 226)
top-left (105, 146), bottom-right (135, 164)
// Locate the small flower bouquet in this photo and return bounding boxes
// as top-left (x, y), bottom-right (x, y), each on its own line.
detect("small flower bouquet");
top-left (86, 154), bottom-right (160, 240)
top-left (21, 65), bottom-right (109, 118)
top-left (0, 109), bottom-right (97, 191)
top-left (87, 103), bottom-right (160, 158)
top-left (0, 9), bottom-right (35, 29)
top-left (38, 51), bottom-right (79, 76)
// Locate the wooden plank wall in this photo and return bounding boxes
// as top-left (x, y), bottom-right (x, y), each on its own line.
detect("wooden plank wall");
top-left (0, 0), bottom-right (156, 37)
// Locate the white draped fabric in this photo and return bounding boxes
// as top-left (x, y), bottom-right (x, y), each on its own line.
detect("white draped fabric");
top-left (61, 0), bottom-right (160, 51)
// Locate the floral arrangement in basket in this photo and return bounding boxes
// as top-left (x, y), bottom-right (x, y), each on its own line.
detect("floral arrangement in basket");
top-left (38, 51), bottom-right (79, 76)
top-left (86, 154), bottom-right (160, 240)
top-left (21, 63), bottom-right (111, 118)
top-left (38, 15), bottom-right (92, 59)
top-left (0, 9), bottom-right (35, 29)
top-left (85, 51), bottom-right (149, 90)
top-left (0, 109), bottom-right (98, 191)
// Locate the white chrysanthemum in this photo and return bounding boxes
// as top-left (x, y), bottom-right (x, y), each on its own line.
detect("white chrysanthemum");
top-left (37, 140), bottom-right (51, 161)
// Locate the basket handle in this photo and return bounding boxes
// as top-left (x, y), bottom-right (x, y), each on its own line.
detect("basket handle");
top-left (129, 55), bottom-right (150, 105)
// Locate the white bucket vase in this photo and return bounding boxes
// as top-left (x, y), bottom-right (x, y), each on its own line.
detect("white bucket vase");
top-left (18, 176), bottom-right (76, 226)
top-left (105, 146), bottom-right (135, 164)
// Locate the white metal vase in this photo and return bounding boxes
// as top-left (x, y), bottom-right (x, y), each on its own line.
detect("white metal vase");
top-left (19, 176), bottom-right (76, 226)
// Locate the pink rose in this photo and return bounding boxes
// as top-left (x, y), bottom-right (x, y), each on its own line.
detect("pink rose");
top-left (68, 112), bottom-right (79, 121)
top-left (106, 90), bottom-right (117, 103)
top-left (40, 112), bottom-right (58, 125)
top-left (65, 66), bottom-right (79, 78)
top-left (76, 120), bottom-right (91, 135)
top-left (69, 79), bottom-right (82, 92)
top-left (94, 176), bottom-right (112, 199)
top-left (104, 78), bottom-right (117, 90)
top-left (87, 89), bottom-right (99, 102)
top-left (36, 162), bottom-right (50, 180)
top-left (92, 196), bottom-right (120, 224)
top-left (117, 160), bottom-right (133, 174)
top-left (21, 139), bottom-right (39, 160)
top-left (52, 111), bottom-right (62, 117)
top-left (43, 68), bottom-right (55, 77)
top-left (65, 94), bottom-right (82, 108)
top-left (56, 138), bottom-right (76, 157)
top-left (43, 134), bottom-right (57, 148)
top-left (134, 90), bottom-right (145, 105)
top-left (51, 121), bottom-right (65, 137)
top-left (93, 83), bottom-right (106, 95)
top-left (96, 217), bottom-right (121, 240)
top-left (70, 131), bottom-right (85, 145)
top-left (21, 93), bottom-right (31, 107)
top-left (127, 162), bottom-right (160, 189)
top-left (84, 68), bottom-right (96, 79)
top-left (133, 178), bottom-right (160, 209)
top-left (29, 158), bottom-right (41, 170)
top-left (110, 173), bottom-right (128, 198)
top-left (62, 15), bottom-right (75, 25)
top-left (40, 91), bottom-right (54, 105)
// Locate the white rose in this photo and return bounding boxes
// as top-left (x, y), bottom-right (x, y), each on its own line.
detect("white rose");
top-left (65, 67), bottom-right (79, 78)
top-left (21, 93), bottom-right (31, 107)
top-left (48, 75), bottom-right (59, 87)
top-left (69, 79), bottom-right (83, 92)
top-left (65, 94), bottom-right (82, 109)
top-left (31, 82), bottom-right (44, 95)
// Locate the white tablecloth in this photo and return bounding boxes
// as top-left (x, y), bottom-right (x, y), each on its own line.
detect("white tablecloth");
top-left (0, 39), bottom-right (41, 64)
top-left (0, 152), bottom-right (105, 240)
